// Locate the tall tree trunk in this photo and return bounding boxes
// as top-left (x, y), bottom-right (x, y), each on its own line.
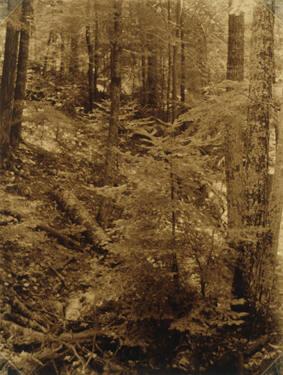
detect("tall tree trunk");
top-left (137, 0), bottom-right (147, 106)
top-left (180, 4), bottom-right (185, 103)
top-left (60, 32), bottom-right (65, 78)
top-left (99, 0), bottom-right (123, 226)
top-left (94, 17), bottom-right (99, 101)
top-left (172, 0), bottom-right (181, 122)
top-left (234, 0), bottom-right (274, 305)
top-left (11, 0), bottom-right (33, 147)
top-left (167, 0), bottom-right (172, 121)
top-left (226, 4), bottom-right (244, 81)
top-left (146, 1), bottom-right (159, 114)
top-left (43, 30), bottom-right (54, 76)
top-left (268, 98), bottom-right (283, 305)
top-left (141, 51), bottom-right (147, 106)
top-left (69, 32), bottom-right (79, 78)
top-left (86, 25), bottom-right (94, 112)
top-left (225, 2), bottom-right (245, 231)
top-left (147, 48), bottom-right (159, 110)
top-left (0, 0), bottom-right (20, 166)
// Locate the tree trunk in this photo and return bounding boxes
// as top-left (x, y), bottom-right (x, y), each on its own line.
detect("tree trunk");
top-left (147, 49), bottom-right (159, 110)
top-left (225, 2), bottom-right (245, 231)
top-left (235, 0), bottom-right (274, 304)
top-left (86, 25), bottom-right (94, 112)
top-left (43, 30), bottom-right (54, 76)
top-left (69, 32), bottom-right (79, 77)
top-left (167, 0), bottom-right (172, 121)
top-left (226, 5), bottom-right (244, 81)
top-left (11, 0), bottom-right (33, 147)
top-left (267, 98), bottom-right (283, 304)
top-left (60, 32), bottom-right (65, 78)
top-left (99, 0), bottom-right (123, 226)
top-left (172, 0), bottom-right (181, 122)
top-left (94, 17), bottom-right (99, 101)
top-left (141, 51), bottom-right (147, 106)
top-left (0, 0), bottom-right (20, 165)
top-left (180, 4), bottom-right (185, 103)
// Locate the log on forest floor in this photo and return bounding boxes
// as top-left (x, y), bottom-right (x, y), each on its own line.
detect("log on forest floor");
top-left (51, 189), bottom-right (110, 254)
top-left (35, 224), bottom-right (83, 252)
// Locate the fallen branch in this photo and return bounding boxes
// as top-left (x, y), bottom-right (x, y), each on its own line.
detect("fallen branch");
top-left (93, 102), bottom-right (110, 114)
top-left (12, 294), bottom-right (47, 328)
top-left (48, 266), bottom-right (66, 287)
top-left (0, 319), bottom-right (47, 344)
top-left (52, 189), bottom-right (110, 254)
top-left (0, 318), bottom-right (102, 345)
top-left (36, 224), bottom-right (83, 252)
top-left (5, 312), bottom-right (47, 334)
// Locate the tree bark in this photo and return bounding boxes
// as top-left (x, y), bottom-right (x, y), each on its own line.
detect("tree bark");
top-left (225, 1), bottom-right (245, 231)
top-left (167, 0), bottom-right (172, 121)
top-left (60, 32), bottom-right (65, 78)
top-left (0, 0), bottom-right (20, 165)
top-left (172, 0), bottom-right (181, 122)
top-left (226, 5), bottom-right (245, 81)
top-left (52, 189), bottom-right (110, 253)
top-left (99, 0), bottom-right (123, 226)
top-left (235, 0), bottom-right (274, 304)
top-left (69, 32), bottom-right (79, 77)
top-left (180, 4), bottom-right (185, 103)
top-left (43, 30), bottom-right (54, 76)
top-left (11, 0), bottom-right (33, 147)
top-left (86, 25), bottom-right (94, 112)
top-left (94, 17), bottom-right (99, 101)
top-left (105, 0), bottom-right (122, 186)
top-left (147, 48), bottom-right (159, 110)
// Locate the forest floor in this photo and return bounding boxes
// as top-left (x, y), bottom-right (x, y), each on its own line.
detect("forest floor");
top-left (0, 100), bottom-right (129, 374)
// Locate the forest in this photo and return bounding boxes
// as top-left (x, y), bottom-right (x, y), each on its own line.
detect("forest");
top-left (0, 0), bottom-right (283, 374)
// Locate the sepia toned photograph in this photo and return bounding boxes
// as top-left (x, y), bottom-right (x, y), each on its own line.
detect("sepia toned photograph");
top-left (0, 0), bottom-right (283, 373)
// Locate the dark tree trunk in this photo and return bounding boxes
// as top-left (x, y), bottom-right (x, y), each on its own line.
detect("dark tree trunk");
top-left (0, 0), bottom-right (20, 165)
top-left (234, 0), bottom-right (274, 305)
top-left (226, 10), bottom-right (244, 81)
top-left (147, 49), bottom-right (159, 110)
top-left (60, 32), bottom-right (65, 78)
top-left (225, 4), bottom-right (245, 231)
top-left (69, 32), bottom-right (79, 77)
top-left (172, 0), bottom-right (181, 122)
top-left (137, 1), bottom-right (147, 107)
top-left (141, 51), bottom-right (147, 106)
top-left (180, 5), bottom-right (185, 103)
top-left (43, 30), bottom-right (54, 76)
top-left (86, 25), bottom-right (94, 112)
top-left (11, 0), bottom-right (33, 147)
top-left (94, 18), bottom-right (99, 101)
top-left (167, 0), bottom-right (172, 121)
top-left (99, 0), bottom-right (123, 226)
top-left (105, 0), bottom-right (122, 185)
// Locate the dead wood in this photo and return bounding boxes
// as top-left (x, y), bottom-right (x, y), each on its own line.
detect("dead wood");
top-left (0, 318), bottom-right (102, 345)
top-left (93, 102), bottom-right (110, 113)
top-left (36, 224), bottom-right (83, 251)
top-left (52, 188), bottom-right (110, 253)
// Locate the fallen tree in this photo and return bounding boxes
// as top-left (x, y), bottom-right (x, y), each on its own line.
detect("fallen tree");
top-left (51, 188), bottom-right (110, 254)
top-left (36, 224), bottom-right (83, 252)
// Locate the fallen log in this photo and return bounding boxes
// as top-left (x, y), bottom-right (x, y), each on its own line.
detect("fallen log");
top-left (36, 224), bottom-right (83, 252)
top-left (52, 189), bottom-right (110, 254)
top-left (93, 102), bottom-right (110, 113)
top-left (0, 319), bottom-right (47, 344)
top-left (0, 318), bottom-right (102, 345)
